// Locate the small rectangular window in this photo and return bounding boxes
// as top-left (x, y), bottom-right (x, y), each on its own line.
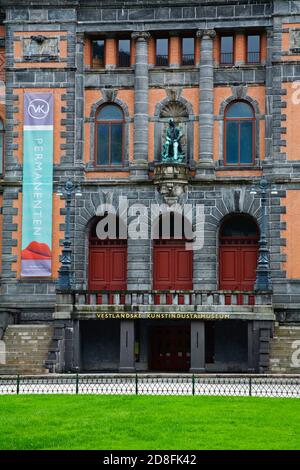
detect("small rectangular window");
top-left (92, 39), bottom-right (105, 68)
top-left (220, 36), bottom-right (234, 65)
top-left (247, 35), bottom-right (260, 64)
top-left (156, 38), bottom-right (168, 66)
top-left (118, 39), bottom-right (131, 67)
top-left (182, 38), bottom-right (195, 66)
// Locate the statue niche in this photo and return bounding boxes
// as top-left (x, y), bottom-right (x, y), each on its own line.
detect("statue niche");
top-left (158, 101), bottom-right (189, 163)
top-left (153, 100), bottom-right (191, 206)
top-left (161, 119), bottom-right (185, 163)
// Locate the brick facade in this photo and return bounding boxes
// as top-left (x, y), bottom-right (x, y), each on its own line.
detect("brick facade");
top-left (0, 0), bottom-right (300, 374)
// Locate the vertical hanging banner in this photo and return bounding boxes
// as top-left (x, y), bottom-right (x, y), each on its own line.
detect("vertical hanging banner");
top-left (21, 92), bottom-right (53, 277)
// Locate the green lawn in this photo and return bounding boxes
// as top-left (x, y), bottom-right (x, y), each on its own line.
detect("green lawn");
top-left (0, 395), bottom-right (299, 450)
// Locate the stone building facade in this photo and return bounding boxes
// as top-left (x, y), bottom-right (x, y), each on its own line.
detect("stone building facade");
top-left (0, 0), bottom-right (300, 374)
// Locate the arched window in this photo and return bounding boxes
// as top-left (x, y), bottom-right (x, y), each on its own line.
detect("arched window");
top-left (225, 101), bottom-right (255, 166)
top-left (0, 118), bottom-right (4, 175)
top-left (95, 104), bottom-right (124, 166)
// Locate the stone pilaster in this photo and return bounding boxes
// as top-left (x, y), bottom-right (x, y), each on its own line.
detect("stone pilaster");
top-left (264, 29), bottom-right (273, 160)
top-left (190, 321), bottom-right (205, 373)
top-left (119, 320), bottom-right (135, 372)
top-left (130, 31), bottom-right (150, 180)
top-left (195, 29), bottom-right (216, 180)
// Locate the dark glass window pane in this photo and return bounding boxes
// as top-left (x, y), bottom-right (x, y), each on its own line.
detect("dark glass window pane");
top-left (92, 40), bottom-right (104, 68)
top-left (98, 105), bottom-right (123, 120)
top-left (118, 39), bottom-right (131, 67)
top-left (226, 121), bottom-right (239, 164)
top-left (240, 121), bottom-right (253, 164)
top-left (97, 123), bottom-right (109, 165)
top-left (220, 36), bottom-right (233, 64)
top-left (221, 216), bottom-right (259, 237)
top-left (111, 123), bottom-right (123, 164)
top-left (248, 35), bottom-right (260, 63)
top-left (182, 38), bottom-right (194, 65)
top-left (248, 35), bottom-right (260, 53)
top-left (227, 102), bottom-right (254, 118)
top-left (221, 36), bottom-right (233, 54)
top-left (0, 133), bottom-right (3, 174)
top-left (0, 119), bottom-right (3, 130)
top-left (156, 39), bottom-right (168, 66)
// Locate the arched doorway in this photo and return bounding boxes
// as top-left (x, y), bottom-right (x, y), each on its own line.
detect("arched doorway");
top-left (88, 216), bottom-right (127, 291)
top-left (219, 214), bottom-right (259, 292)
top-left (150, 212), bottom-right (193, 372)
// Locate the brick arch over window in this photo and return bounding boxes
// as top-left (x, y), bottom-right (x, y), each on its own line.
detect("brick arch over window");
top-left (193, 188), bottom-right (263, 291)
top-left (153, 96), bottom-right (195, 164)
top-left (88, 97), bottom-right (130, 168)
top-left (217, 90), bottom-right (264, 166)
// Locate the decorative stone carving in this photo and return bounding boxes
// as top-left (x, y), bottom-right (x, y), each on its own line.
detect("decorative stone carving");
top-left (101, 88), bottom-right (118, 102)
top-left (23, 36), bottom-right (59, 59)
top-left (290, 29), bottom-right (300, 52)
top-left (166, 87), bottom-right (182, 101)
top-left (131, 31), bottom-right (151, 42)
top-left (196, 29), bottom-right (216, 40)
top-left (153, 163), bottom-right (190, 206)
top-left (232, 85), bottom-right (248, 99)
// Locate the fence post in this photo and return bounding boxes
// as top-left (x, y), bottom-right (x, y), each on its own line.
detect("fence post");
top-left (249, 376), bottom-right (252, 397)
top-left (16, 374), bottom-right (20, 395)
top-left (192, 374), bottom-right (195, 396)
top-left (76, 373), bottom-right (79, 395)
top-left (135, 373), bottom-right (138, 395)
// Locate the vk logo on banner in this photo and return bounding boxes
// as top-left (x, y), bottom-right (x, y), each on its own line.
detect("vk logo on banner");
top-left (28, 99), bottom-right (50, 120)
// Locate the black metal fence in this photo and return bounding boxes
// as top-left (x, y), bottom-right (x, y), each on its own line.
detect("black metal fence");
top-left (0, 374), bottom-right (300, 398)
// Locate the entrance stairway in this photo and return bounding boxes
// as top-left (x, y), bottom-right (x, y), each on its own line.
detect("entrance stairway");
top-left (0, 325), bottom-right (53, 375)
top-left (269, 325), bottom-right (300, 374)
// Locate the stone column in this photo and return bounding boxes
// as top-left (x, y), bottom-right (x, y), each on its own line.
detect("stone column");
top-left (72, 320), bottom-right (81, 372)
top-left (265, 29), bottom-right (273, 160)
top-left (119, 320), bottom-right (135, 372)
top-left (190, 321), bottom-right (205, 373)
top-left (196, 29), bottom-right (216, 180)
top-left (247, 321), bottom-right (255, 372)
top-left (131, 31), bottom-right (150, 180)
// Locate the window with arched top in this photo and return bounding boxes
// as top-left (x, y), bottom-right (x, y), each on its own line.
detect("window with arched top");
top-left (95, 104), bottom-right (124, 166)
top-left (0, 118), bottom-right (4, 175)
top-left (224, 101), bottom-right (255, 166)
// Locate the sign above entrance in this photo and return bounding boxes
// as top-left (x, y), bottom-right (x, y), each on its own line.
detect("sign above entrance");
top-left (95, 312), bottom-right (231, 321)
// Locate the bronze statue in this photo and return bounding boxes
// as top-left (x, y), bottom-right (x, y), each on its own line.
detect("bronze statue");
top-left (161, 119), bottom-right (184, 163)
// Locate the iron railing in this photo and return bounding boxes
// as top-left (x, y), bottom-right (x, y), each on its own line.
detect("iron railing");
top-left (156, 55), bottom-right (168, 66)
top-left (182, 54), bottom-right (195, 66)
top-left (69, 290), bottom-right (273, 307)
top-left (0, 374), bottom-right (299, 398)
top-left (118, 53), bottom-right (131, 67)
top-left (247, 51), bottom-right (261, 64)
top-left (220, 52), bottom-right (234, 65)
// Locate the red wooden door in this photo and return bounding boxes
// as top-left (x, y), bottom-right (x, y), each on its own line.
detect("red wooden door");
top-left (150, 326), bottom-right (190, 371)
top-left (153, 242), bottom-right (193, 290)
top-left (89, 245), bottom-right (127, 290)
top-left (219, 245), bottom-right (258, 291)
